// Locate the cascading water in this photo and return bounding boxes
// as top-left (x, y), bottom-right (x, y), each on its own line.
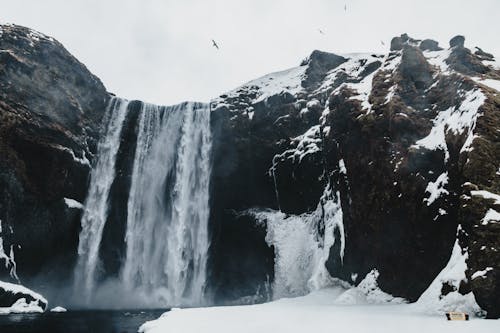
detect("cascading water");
top-left (73, 98), bottom-right (212, 307)
top-left (74, 97), bottom-right (129, 302)
top-left (121, 102), bottom-right (211, 306)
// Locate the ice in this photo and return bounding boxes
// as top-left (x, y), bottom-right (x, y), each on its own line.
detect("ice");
top-left (50, 306), bottom-right (67, 312)
top-left (249, 183), bottom-right (344, 298)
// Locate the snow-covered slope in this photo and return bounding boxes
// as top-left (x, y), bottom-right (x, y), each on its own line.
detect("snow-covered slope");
top-left (139, 286), bottom-right (498, 333)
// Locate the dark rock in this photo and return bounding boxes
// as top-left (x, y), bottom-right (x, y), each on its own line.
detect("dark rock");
top-left (474, 47), bottom-right (494, 61)
top-left (301, 50), bottom-right (346, 90)
top-left (419, 39), bottom-right (443, 51)
top-left (390, 36), bottom-right (404, 51)
top-left (391, 33), bottom-right (420, 51)
top-left (0, 24), bottom-right (109, 286)
top-left (450, 35), bottom-right (465, 48)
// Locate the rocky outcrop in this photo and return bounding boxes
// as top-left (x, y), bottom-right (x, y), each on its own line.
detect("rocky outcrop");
top-left (209, 33), bottom-right (500, 316)
top-left (0, 281), bottom-right (47, 310)
top-left (0, 24), bottom-right (109, 285)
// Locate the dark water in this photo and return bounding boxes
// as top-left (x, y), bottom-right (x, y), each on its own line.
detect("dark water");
top-left (0, 309), bottom-right (168, 333)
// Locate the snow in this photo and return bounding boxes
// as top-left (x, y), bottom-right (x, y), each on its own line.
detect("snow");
top-left (0, 220), bottom-right (19, 281)
top-left (335, 270), bottom-right (405, 305)
top-left (274, 125), bottom-right (322, 163)
top-left (416, 238), bottom-right (482, 316)
top-left (424, 172), bottom-right (449, 206)
top-left (218, 65), bottom-right (306, 105)
top-left (64, 198), bottom-right (84, 210)
top-left (471, 190), bottom-right (500, 204)
top-left (338, 159), bottom-right (347, 174)
top-left (413, 89), bottom-right (486, 160)
top-left (384, 85), bottom-right (396, 104)
top-left (423, 49), bottom-right (452, 73)
top-left (139, 286), bottom-right (498, 333)
top-left (0, 298), bottom-right (44, 315)
top-left (481, 209), bottom-right (500, 225)
top-left (472, 77), bottom-right (500, 92)
top-left (316, 53), bottom-right (382, 113)
top-left (471, 267), bottom-right (493, 280)
top-left (0, 281), bottom-right (48, 305)
top-left (50, 306), bottom-right (68, 312)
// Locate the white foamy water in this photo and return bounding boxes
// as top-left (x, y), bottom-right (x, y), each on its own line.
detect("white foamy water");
top-left (74, 99), bottom-right (212, 307)
top-left (74, 97), bottom-right (129, 303)
top-left (121, 102), bottom-right (212, 306)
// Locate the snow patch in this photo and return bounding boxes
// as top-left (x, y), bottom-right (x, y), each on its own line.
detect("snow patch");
top-left (413, 89), bottom-right (486, 161)
top-left (416, 238), bottom-right (482, 315)
top-left (335, 270), bottom-right (405, 305)
top-left (471, 190), bottom-right (500, 204)
top-left (471, 267), bottom-right (493, 280)
top-left (218, 65), bottom-right (306, 105)
top-left (424, 172), bottom-right (449, 206)
top-left (471, 77), bottom-right (500, 92)
top-left (64, 198), bottom-right (84, 210)
top-left (0, 298), bottom-right (44, 314)
top-left (0, 281), bottom-right (47, 305)
top-left (481, 209), bottom-right (500, 225)
top-left (423, 49), bottom-right (452, 73)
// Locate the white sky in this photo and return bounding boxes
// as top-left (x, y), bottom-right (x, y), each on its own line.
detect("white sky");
top-left (1, 0), bottom-right (499, 105)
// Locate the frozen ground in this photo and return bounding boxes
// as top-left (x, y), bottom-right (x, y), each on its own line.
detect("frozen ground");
top-left (139, 287), bottom-right (499, 333)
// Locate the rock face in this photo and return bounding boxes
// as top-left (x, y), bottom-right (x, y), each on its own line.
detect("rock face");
top-left (209, 33), bottom-right (500, 316)
top-left (1, 25), bottom-right (500, 317)
top-left (0, 24), bottom-right (109, 286)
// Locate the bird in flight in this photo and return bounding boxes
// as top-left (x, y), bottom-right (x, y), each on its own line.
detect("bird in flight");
top-left (381, 40), bottom-right (385, 46)
top-left (212, 39), bottom-right (219, 50)
top-left (318, 29), bottom-right (325, 35)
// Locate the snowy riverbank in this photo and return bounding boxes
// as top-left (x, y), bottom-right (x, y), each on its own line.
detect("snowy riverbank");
top-left (139, 287), bottom-right (499, 333)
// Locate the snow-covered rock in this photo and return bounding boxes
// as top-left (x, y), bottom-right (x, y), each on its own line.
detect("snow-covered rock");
top-left (0, 281), bottom-right (47, 312)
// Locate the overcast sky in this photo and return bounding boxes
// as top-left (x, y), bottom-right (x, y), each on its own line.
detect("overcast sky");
top-left (1, 0), bottom-right (499, 105)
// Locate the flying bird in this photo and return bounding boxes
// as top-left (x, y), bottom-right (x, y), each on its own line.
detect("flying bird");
top-left (318, 29), bottom-right (325, 35)
top-left (211, 39), bottom-right (219, 50)
top-left (381, 40), bottom-right (386, 46)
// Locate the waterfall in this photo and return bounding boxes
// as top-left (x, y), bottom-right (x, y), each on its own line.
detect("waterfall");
top-left (121, 102), bottom-right (211, 306)
top-left (74, 98), bottom-right (212, 307)
top-left (74, 97), bottom-right (129, 302)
